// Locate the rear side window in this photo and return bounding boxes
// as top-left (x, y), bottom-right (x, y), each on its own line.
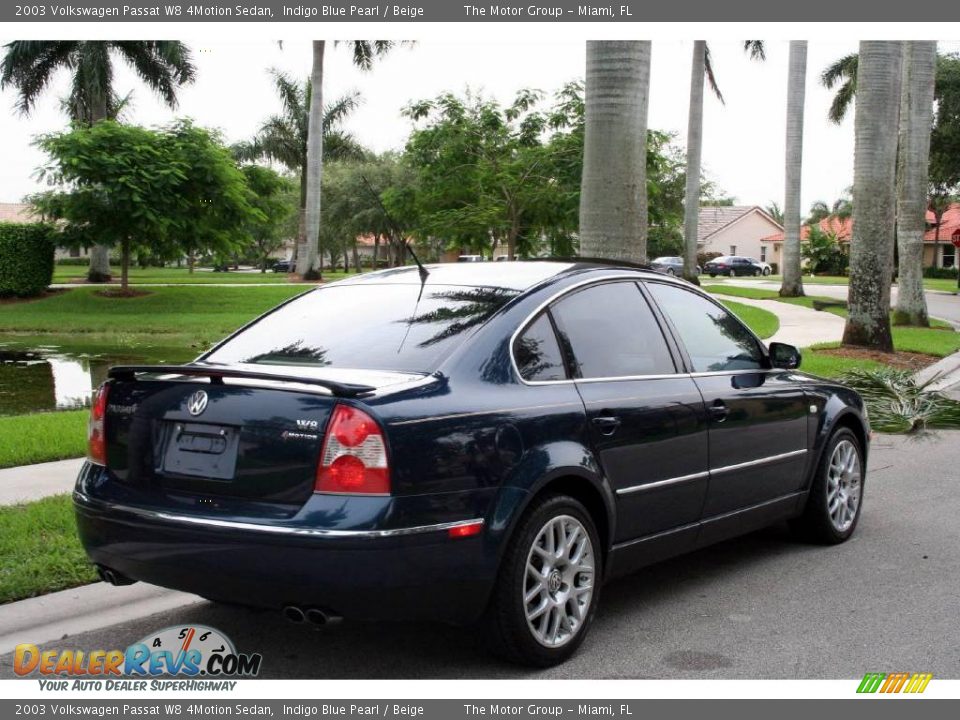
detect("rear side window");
top-left (550, 282), bottom-right (676, 379)
top-left (204, 284), bottom-right (518, 373)
top-left (646, 282), bottom-right (765, 372)
top-left (514, 313), bottom-right (567, 382)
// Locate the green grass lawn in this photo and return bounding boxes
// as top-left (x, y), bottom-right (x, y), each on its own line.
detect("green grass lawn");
top-left (0, 410), bottom-right (87, 468)
top-left (52, 265), bottom-right (358, 285)
top-left (0, 285), bottom-right (307, 350)
top-left (0, 494), bottom-right (98, 603)
top-left (720, 300), bottom-right (779, 339)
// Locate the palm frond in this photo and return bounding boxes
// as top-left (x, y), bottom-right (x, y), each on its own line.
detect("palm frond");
top-left (1, 41), bottom-right (77, 115)
top-left (703, 43), bottom-right (725, 104)
top-left (112, 41), bottom-right (194, 109)
top-left (839, 368), bottom-right (960, 434)
top-left (743, 41), bottom-right (766, 61)
top-left (323, 90), bottom-right (363, 128)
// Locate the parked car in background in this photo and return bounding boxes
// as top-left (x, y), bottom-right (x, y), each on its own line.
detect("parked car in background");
top-left (495, 255), bottom-right (511, 262)
top-left (271, 259), bottom-right (293, 273)
top-left (746, 257), bottom-right (773, 276)
top-left (704, 255), bottom-right (765, 277)
top-left (457, 254), bottom-right (485, 262)
top-left (650, 256), bottom-right (700, 276)
top-left (76, 261), bottom-right (869, 667)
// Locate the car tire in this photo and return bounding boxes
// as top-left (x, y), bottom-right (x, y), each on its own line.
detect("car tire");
top-left (763, 267), bottom-right (771, 276)
top-left (729, 269), bottom-right (737, 278)
top-left (482, 494), bottom-right (602, 667)
top-left (790, 428), bottom-right (865, 544)
top-left (709, 273), bottom-right (717, 278)
top-left (667, 268), bottom-right (676, 276)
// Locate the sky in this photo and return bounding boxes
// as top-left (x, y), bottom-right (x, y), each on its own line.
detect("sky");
top-left (1, 39), bottom-right (957, 215)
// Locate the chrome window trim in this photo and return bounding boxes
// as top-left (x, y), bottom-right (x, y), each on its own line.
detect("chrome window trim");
top-left (74, 491), bottom-right (483, 539)
top-left (509, 273), bottom-right (689, 386)
top-left (614, 448), bottom-right (807, 496)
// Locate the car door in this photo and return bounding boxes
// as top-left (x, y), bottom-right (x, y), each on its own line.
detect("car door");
top-left (548, 280), bottom-right (710, 545)
top-left (644, 281), bottom-right (809, 519)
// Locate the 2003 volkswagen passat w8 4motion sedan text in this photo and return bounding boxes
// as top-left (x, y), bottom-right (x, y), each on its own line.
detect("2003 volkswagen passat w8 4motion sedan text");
top-left (75, 261), bottom-right (869, 666)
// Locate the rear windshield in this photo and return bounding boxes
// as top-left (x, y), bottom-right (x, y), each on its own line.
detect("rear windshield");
top-left (203, 283), bottom-right (519, 373)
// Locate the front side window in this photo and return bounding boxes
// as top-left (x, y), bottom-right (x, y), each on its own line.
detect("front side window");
top-left (550, 282), bottom-right (675, 379)
top-left (646, 282), bottom-right (765, 373)
top-left (514, 313), bottom-right (566, 382)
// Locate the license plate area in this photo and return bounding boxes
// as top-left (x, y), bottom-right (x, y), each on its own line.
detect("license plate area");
top-left (159, 421), bottom-right (239, 480)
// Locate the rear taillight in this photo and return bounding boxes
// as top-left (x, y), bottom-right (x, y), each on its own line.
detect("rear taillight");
top-left (88, 383), bottom-right (109, 466)
top-left (315, 404), bottom-right (390, 495)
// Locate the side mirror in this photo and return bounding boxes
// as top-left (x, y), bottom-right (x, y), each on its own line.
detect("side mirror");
top-left (769, 342), bottom-right (801, 370)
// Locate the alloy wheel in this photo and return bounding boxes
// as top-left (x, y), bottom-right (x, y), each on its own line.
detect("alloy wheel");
top-left (523, 515), bottom-right (595, 648)
top-left (827, 439), bottom-right (862, 532)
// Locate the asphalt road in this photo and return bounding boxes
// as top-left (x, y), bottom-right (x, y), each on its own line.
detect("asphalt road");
top-left (3, 432), bottom-right (959, 680)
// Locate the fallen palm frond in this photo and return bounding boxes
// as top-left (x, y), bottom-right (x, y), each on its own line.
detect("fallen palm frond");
top-left (838, 368), bottom-right (960, 434)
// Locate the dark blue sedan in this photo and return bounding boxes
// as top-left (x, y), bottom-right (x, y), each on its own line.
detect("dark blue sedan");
top-left (75, 261), bottom-right (869, 666)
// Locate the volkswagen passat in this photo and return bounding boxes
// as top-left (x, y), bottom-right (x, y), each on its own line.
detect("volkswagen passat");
top-left (75, 261), bottom-right (869, 666)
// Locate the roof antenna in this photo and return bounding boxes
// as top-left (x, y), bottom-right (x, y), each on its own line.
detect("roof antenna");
top-left (360, 174), bottom-right (429, 284)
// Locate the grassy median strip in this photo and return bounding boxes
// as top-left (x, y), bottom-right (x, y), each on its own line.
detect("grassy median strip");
top-left (720, 299), bottom-right (779, 339)
top-left (0, 410), bottom-right (87, 469)
top-left (0, 494), bottom-right (98, 604)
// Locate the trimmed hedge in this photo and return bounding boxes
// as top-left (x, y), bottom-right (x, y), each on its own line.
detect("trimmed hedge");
top-left (0, 223), bottom-right (56, 297)
top-left (923, 266), bottom-right (959, 279)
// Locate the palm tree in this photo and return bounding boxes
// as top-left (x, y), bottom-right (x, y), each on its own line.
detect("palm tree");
top-left (299, 41), bottom-right (402, 278)
top-left (236, 69), bottom-right (364, 270)
top-left (843, 41), bottom-right (903, 352)
top-left (682, 41), bottom-right (724, 283)
top-left (579, 41), bottom-right (651, 263)
top-left (894, 41), bottom-right (937, 327)
top-left (781, 41), bottom-right (809, 298)
top-left (1, 41), bottom-right (195, 281)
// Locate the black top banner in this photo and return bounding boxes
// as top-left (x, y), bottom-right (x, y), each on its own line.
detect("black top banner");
top-left (3, 0), bottom-right (954, 22)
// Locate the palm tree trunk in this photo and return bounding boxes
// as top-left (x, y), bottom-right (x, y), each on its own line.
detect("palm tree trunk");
top-left (682, 41), bottom-right (707, 285)
top-left (578, 41), bottom-right (650, 263)
top-left (87, 96), bottom-right (112, 282)
top-left (893, 41), bottom-right (936, 327)
top-left (843, 41), bottom-right (903, 352)
top-left (297, 40), bottom-right (325, 279)
top-left (780, 41), bottom-right (807, 298)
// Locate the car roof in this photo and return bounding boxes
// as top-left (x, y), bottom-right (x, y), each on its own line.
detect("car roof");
top-left (330, 260), bottom-right (667, 292)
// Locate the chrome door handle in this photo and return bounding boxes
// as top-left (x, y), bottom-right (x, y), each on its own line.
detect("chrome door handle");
top-left (592, 416), bottom-right (621, 435)
top-left (709, 401), bottom-right (729, 422)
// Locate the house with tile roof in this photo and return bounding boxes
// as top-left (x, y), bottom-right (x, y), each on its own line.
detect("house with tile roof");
top-left (760, 203), bottom-right (960, 269)
top-left (689, 205), bottom-right (785, 268)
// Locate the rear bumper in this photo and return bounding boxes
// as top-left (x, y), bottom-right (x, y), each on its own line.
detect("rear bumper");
top-left (73, 466), bottom-right (500, 625)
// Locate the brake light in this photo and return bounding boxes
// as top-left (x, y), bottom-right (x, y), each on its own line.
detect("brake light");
top-left (88, 383), bottom-right (109, 466)
top-left (315, 404), bottom-right (390, 495)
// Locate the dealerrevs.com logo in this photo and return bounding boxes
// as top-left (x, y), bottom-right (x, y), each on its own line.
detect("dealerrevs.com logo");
top-left (857, 672), bottom-right (933, 694)
top-left (14, 625), bottom-right (262, 690)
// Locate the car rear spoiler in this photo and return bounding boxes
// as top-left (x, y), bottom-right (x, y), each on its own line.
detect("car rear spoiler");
top-left (108, 365), bottom-right (376, 398)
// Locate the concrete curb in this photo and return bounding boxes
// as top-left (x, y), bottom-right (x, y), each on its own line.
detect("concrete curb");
top-left (0, 582), bottom-right (203, 656)
top-left (914, 349), bottom-right (960, 393)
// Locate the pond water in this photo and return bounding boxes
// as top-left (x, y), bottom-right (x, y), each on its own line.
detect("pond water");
top-left (0, 343), bottom-right (195, 416)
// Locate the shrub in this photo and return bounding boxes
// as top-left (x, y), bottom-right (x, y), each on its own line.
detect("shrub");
top-left (0, 223), bottom-right (56, 297)
top-left (770, 262), bottom-right (779, 275)
top-left (922, 266), bottom-right (959, 279)
top-left (697, 251), bottom-right (722, 268)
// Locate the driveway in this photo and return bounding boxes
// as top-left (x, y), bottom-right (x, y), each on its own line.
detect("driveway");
top-left (2, 432), bottom-right (958, 679)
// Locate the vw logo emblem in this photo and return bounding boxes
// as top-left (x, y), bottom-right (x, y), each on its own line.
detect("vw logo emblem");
top-left (187, 390), bottom-right (209, 416)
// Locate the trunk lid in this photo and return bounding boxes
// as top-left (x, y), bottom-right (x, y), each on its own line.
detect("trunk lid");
top-left (101, 364), bottom-right (421, 513)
